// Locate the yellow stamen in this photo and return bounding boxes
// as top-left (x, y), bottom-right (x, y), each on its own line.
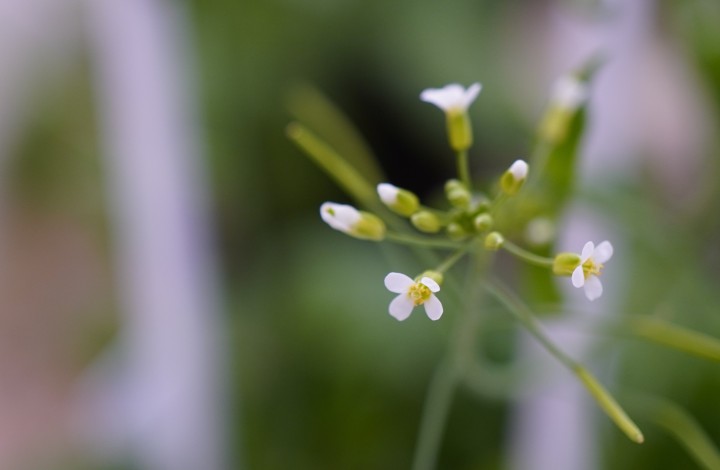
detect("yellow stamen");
top-left (407, 283), bottom-right (432, 306)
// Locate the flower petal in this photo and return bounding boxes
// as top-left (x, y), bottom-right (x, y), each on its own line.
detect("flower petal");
top-left (420, 277), bottom-right (440, 293)
top-left (377, 183), bottom-right (399, 205)
top-left (460, 82), bottom-right (482, 108)
top-left (420, 83), bottom-right (479, 112)
top-left (593, 241), bottom-right (614, 264)
top-left (571, 266), bottom-right (585, 288)
top-left (320, 202), bottom-right (360, 232)
top-left (423, 295), bottom-right (443, 321)
top-left (384, 272), bottom-right (415, 293)
top-left (389, 295), bottom-right (414, 321)
top-left (584, 276), bottom-right (603, 301)
top-left (509, 159), bottom-right (528, 180)
top-left (580, 241), bottom-right (594, 262)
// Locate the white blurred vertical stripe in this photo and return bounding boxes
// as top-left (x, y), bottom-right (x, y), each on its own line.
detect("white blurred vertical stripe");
top-left (85, 0), bottom-right (228, 468)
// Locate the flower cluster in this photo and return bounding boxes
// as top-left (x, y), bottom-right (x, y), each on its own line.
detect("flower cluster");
top-left (311, 79), bottom-right (606, 321)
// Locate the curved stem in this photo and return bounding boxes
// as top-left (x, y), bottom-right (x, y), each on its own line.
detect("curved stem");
top-left (501, 239), bottom-right (554, 268)
top-left (486, 279), bottom-right (644, 444)
top-left (435, 242), bottom-right (475, 274)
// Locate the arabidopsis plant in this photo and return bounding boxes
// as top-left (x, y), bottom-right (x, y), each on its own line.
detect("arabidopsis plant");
top-left (384, 272), bottom-right (443, 321)
top-left (571, 241), bottom-right (613, 301)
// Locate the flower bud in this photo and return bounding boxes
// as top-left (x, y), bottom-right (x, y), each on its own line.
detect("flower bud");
top-left (473, 213), bottom-right (493, 232)
top-left (484, 231), bottom-right (504, 251)
top-left (320, 202), bottom-right (386, 241)
top-left (444, 179), bottom-right (471, 208)
top-left (446, 222), bottom-right (467, 240)
top-left (418, 270), bottom-right (444, 285)
top-left (500, 159), bottom-right (528, 196)
top-left (552, 252), bottom-right (582, 276)
top-left (539, 75), bottom-right (588, 143)
top-left (411, 211), bottom-right (442, 233)
top-left (377, 183), bottom-right (419, 217)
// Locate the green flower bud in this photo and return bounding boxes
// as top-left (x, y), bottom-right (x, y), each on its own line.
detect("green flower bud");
top-left (484, 231), bottom-right (504, 251)
top-left (553, 252), bottom-right (582, 276)
top-left (353, 212), bottom-right (386, 241)
top-left (444, 179), bottom-right (471, 208)
top-left (473, 213), bottom-right (493, 232)
top-left (320, 202), bottom-right (386, 241)
top-left (446, 222), bottom-right (467, 240)
top-left (377, 183), bottom-right (419, 217)
top-left (500, 160), bottom-right (529, 196)
top-left (411, 211), bottom-right (442, 233)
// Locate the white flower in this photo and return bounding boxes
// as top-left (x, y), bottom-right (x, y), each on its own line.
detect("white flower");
top-left (377, 183), bottom-right (400, 206)
top-left (508, 159), bottom-right (528, 180)
top-left (384, 272), bottom-right (443, 321)
top-left (320, 202), bottom-right (386, 240)
top-left (320, 202), bottom-right (360, 232)
top-left (420, 83), bottom-right (482, 114)
top-left (500, 159), bottom-right (529, 196)
top-left (551, 75), bottom-right (587, 111)
top-left (571, 241), bottom-right (613, 301)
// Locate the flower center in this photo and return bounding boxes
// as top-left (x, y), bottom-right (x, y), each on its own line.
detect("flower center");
top-left (407, 283), bottom-right (432, 306)
top-left (582, 259), bottom-right (603, 278)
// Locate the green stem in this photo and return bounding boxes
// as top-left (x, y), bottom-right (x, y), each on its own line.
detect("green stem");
top-left (411, 361), bottom-right (456, 470)
top-left (456, 150), bottom-right (471, 190)
top-left (486, 279), bottom-right (644, 444)
top-left (435, 242), bottom-right (475, 274)
top-left (501, 239), bottom-right (554, 268)
top-left (385, 232), bottom-right (464, 250)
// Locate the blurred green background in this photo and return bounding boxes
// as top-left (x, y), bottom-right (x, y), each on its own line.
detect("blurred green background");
top-left (3, 0), bottom-right (720, 469)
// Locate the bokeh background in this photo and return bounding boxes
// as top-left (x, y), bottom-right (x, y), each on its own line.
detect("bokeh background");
top-left (1, 0), bottom-right (720, 469)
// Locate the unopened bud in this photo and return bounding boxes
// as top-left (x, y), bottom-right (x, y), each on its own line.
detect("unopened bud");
top-left (446, 222), bottom-right (467, 240)
top-left (473, 213), bottom-right (493, 232)
top-left (500, 160), bottom-right (528, 196)
top-left (444, 179), bottom-right (471, 208)
top-left (411, 211), bottom-right (442, 233)
top-left (484, 232), bottom-right (504, 251)
top-left (320, 202), bottom-right (386, 241)
top-left (377, 183), bottom-right (419, 217)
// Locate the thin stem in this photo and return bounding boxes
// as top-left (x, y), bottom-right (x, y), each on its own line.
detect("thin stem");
top-left (486, 279), bottom-right (644, 444)
top-left (501, 239), bottom-right (554, 268)
top-left (456, 150), bottom-right (471, 190)
top-left (435, 242), bottom-right (475, 274)
top-left (385, 232), bottom-right (464, 250)
top-left (490, 192), bottom-right (508, 215)
top-left (411, 361), bottom-right (456, 470)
